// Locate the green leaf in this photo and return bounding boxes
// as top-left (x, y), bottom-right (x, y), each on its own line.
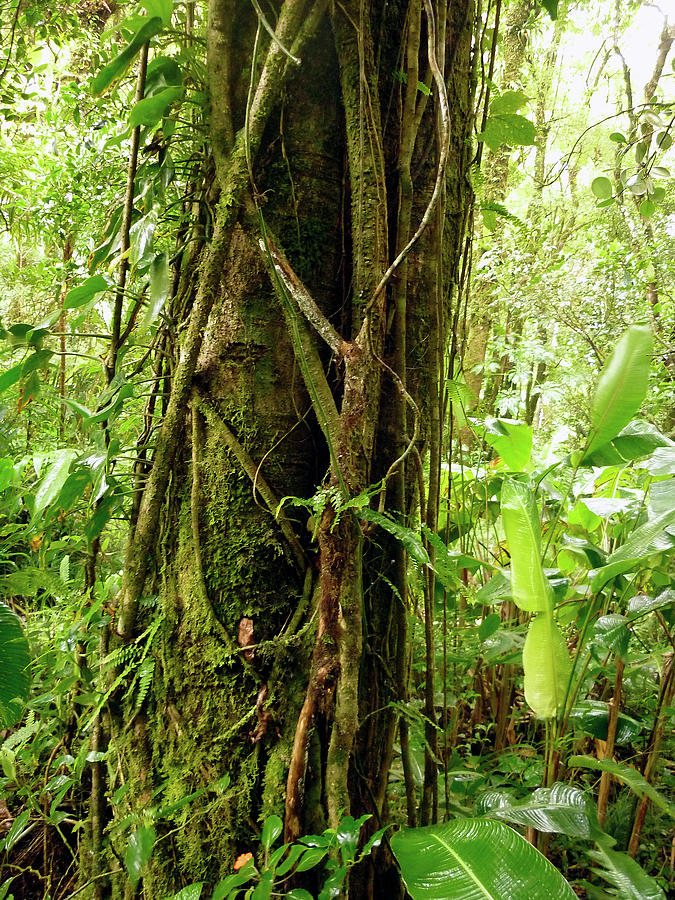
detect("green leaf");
top-left (477, 783), bottom-right (595, 838)
top-left (0, 458), bottom-right (14, 492)
top-left (144, 252), bottom-right (170, 327)
top-left (523, 613), bottom-right (572, 718)
top-left (168, 885), bottom-right (203, 900)
top-left (584, 326), bottom-right (653, 459)
top-left (359, 508), bottom-right (430, 567)
top-left (261, 814), bottom-right (282, 852)
top-left (0, 363), bottom-right (24, 395)
top-left (567, 701), bottom-right (642, 745)
top-left (64, 275), bottom-right (109, 309)
top-left (640, 198), bottom-right (656, 218)
top-left (295, 847), bottom-right (328, 872)
top-left (500, 480), bottom-right (552, 613)
top-left (124, 824), bottom-right (156, 887)
top-left (569, 756), bottom-right (675, 818)
top-left (391, 818), bottom-right (575, 899)
top-left (591, 177), bottom-right (613, 200)
top-left (656, 131), bottom-right (672, 150)
top-left (593, 614), bottom-right (630, 657)
top-left (482, 418), bottom-right (532, 470)
top-left (140, 0), bottom-right (173, 25)
top-left (130, 85), bottom-right (183, 127)
top-left (478, 114), bottom-right (536, 151)
top-left (0, 603), bottom-right (31, 728)
top-left (3, 809), bottom-right (29, 851)
top-left (583, 420), bottom-right (673, 467)
top-left (588, 840), bottom-right (666, 900)
top-left (212, 869), bottom-right (253, 900)
top-left (628, 589), bottom-right (675, 617)
top-left (590, 506), bottom-right (675, 592)
top-left (286, 891), bottom-right (314, 900)
top-left (540, 0), bottom-right (558, 18)
top-left (32, 450), bottom-right (77, 520)
top-left (92, 17), bottom-right (164, 96)
top-left (21, 349), bottom-right (53, 377)
top-left (490, 90), bottom-right (528, 115)
top-left (609, 132), bottom-right (626, 143)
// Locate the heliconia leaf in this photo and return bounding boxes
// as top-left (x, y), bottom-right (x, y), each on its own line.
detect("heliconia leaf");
top-left (592, 614), bottom-right (630, 657)
top-left (523, 614), bottom-right (571, 718)
top-left (391, 818), bottom-right (576, 900)
top-left (567, 700), bottom-right (643, 745)
top-left (628, 589), bottom-right (675, 617)
top-left (590, 506), bottom-right (675, 592)
top-left (588, 839), bottom-right (666, 900)
top-left (0, 603), bottom-right (31, 728)
top-left (92, 17), bottom-right (164, 96)
top-left (501, 480), bottom-right (552, 613)
top-left (584, 326), bottom-right (653, 459)
top-left (64, 275), bottom-right (110, 309)
top-left (477, 783), bottom-right (596, 838)
top-left (130, 86), bottom-right (183, 127)
top-left (569, 755), bottom-right (675, 818)
top-left (582, 420), bottom-right (673, 467)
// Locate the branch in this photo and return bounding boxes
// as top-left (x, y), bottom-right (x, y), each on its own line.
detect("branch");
top-left (258, 235), bottom-right (347, 356)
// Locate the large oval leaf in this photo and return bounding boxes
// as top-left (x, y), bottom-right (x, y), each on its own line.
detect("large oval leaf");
top-left (0, 603), bottom-right (31, 727)
top-left (522, 614), bottom-right (571, 718)
top-left (477, 783), bottom-right (595, 838)
top-left (391, 818), bottom-right (576, 899)
top-left (584, 326), bottom-right (653, 459)
top-left (92, 17), bottom-right (164, 96)
top-left (501, 480), bottom-right (552, 613)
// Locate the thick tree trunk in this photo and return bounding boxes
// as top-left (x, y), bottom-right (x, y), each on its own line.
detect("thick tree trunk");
top-left (106, 3), bottom-right (476, 897)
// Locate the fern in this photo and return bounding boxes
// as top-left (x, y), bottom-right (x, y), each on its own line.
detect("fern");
top-left (480, 200), bottom-right (526, 230)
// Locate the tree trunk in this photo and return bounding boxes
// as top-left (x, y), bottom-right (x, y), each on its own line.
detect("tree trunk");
top-left (105, 3), bottom-right (476, 897)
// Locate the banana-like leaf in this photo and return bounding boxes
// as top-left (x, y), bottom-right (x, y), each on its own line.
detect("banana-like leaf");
top-left (590, 507), bottom-right (675, 592)
top-left (588, 839), bottom-right (665, 900)
top-left (567, 701), bottom-right (642, 745)
top-left (477, 783), bottom-right (595, 838)
top-left (569, 755), bottom-right (675, 818)
top-left (584, 326), bottom-right (653, 459)
top-left (483, 418), bottom-right (533, 471)
top-left (501, 480), bottom-right (552, 613)
top-left (391, 818), bottom-right (576, 899)
top-left (592, 614), bottom-right (630, 657)
top-left (523, 614), bottom-right (571, 718)
top-left (0, 604), bottom-right (31, 728)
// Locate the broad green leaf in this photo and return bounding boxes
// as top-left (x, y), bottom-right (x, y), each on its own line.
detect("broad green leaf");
top-left (286, 891), bottom-right (314, 900)
top-left (584, 326), bottom-right (653, 458)
top-left (130, 85), bottom-right (183, 127)
top-left (0, 363), bottom-right (24, 395)
top-left (569, 756), bottom-right (675, 818)
top-left (32, 450), bottom-right (77, 520)
top-left (645, 445), bottom-right (675, 475)
top-left (391, 818), bottom-right (575, 899)
top-left (590, 506), bottom-right (675, 592)
top-left (523, 613), bottom-right (571, 718)
top-left (64, 275), bottom-right (109, 309)
top-left (588, 839), bottom-right (665, 900)
top-left (628, 589), bottom-right (674, 616)
top-left (483, 418), bottom-right (532, 471)
top-left (261, 814), bottom-right (282, 852)
top-left (500, 480), bottom-right (552, 613)
top-left (582, 420), bottom-right (673, 467)
top-left (640, 199), bottom-right (656, 218)
top-left (168, 885), bottom-right (203, 900)
top-left (0, 603), bottom-right (31, 728)
top-left (140, 0), bottom-right (173, 25)
top-left (490, 90), bottom-right (528, 115)
top-left (477, 783), bottom-right (595, 838)
top-left (124, 824), bottom-right (156, 887)
top-left (540, 0), bottom-right (558, 18)
top-left (649, 478), bottom-right (675, 518)
top-left (212, 868), bottom-right (254, 900)
top-left (92, 17), bottom-right (164, 96)
top-left (144, 252), bottom-right (170, 327)
top-left (593, 614), bottom-right (630, 657)
top-left (591, 177), bottom-right (613, 200)
top-left (567, 701), bottom-right (642, 745)
top-left (295, 847), bottom-right (327, 872)
top-left (21, 349), bottom-right (53, 377)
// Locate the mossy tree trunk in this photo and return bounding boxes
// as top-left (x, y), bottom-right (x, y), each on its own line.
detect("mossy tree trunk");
top-left (106, 3), bottom-right (475, 897)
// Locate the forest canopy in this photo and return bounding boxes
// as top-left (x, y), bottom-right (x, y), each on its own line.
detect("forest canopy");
top-left (0, 1), bottom-right (673, 899)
